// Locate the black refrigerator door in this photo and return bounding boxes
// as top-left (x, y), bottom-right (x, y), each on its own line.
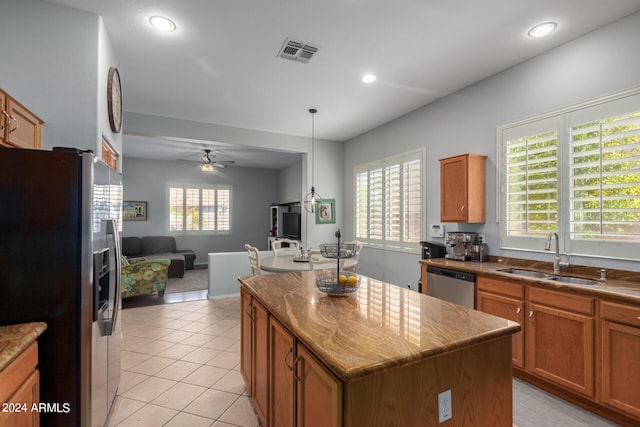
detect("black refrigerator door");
top-left (0, 147), bottom-right (89, 427)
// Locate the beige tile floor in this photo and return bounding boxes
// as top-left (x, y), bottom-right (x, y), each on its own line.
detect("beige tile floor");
top-left (108, 296), bottom-right (260, 427)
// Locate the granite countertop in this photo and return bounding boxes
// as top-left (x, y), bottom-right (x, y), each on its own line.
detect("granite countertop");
top-left (420, 257), bottom-right (640, 304)
top-left (239, 271), bottom-right (520, 381)
top-left (0, 322), bottom-right (47, 372)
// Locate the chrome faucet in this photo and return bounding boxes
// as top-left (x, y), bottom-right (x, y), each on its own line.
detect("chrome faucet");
top-left (545, 232), bottom-right (570, 274)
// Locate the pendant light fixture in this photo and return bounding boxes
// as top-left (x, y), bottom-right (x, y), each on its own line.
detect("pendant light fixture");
top-left (303, 108), bottom-right (322, 213)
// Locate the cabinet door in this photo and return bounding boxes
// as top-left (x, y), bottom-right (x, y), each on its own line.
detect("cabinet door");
top-left (240, 289), bottom-right (253, 388)
top-left (0, 370), bottom-right (39, 427)
top-left (527, 303), bottom-right (594, 397)
top-left (600, 301), bottom-right (640, 419)
top-left (477, 291), bottom-right (525, 368)
top-left (296, 344), bottom-right (342, 427)
top-left (4, 98), bottom-right (42, 150)
top-left (269, 317), bottom-right (296, 427)
top-left (253, 299), bottom-right (269, 425)
top-left (440, 155), bottom-right (468, 222)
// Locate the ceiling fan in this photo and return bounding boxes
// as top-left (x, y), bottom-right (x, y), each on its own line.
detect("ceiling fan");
top-left (196, 149), bottom-right (235, 171)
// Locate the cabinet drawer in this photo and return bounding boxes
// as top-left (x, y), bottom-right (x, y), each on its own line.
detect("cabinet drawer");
top-left (477, 276), bottom-right (524, 299)
top-left (601, 301), bottom-right (640, 328)
top-left (529, 287), bottom-right (594, 315)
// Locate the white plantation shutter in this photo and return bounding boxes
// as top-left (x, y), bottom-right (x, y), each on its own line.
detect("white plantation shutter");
top-left (354, 150), bottom-right (423, 251)
top-left (168, 184), bottom-right (232, 234)
top-left (499, 90), bottom-right (640, 260)
top-left (569, 111), bottom-right (640, 242)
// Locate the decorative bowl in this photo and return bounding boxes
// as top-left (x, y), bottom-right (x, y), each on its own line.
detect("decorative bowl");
top-left (319, 243), bottom-right (358, 259)
top-left (315, 272), bottom-right (360, 297)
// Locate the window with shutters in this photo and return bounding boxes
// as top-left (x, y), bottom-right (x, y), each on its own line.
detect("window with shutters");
top-left (498, 90), bottom-right (640, 260)
top-left (354, 149), bottom-right (424, 252)
top-left (168, 184), bottom-right (231, 234)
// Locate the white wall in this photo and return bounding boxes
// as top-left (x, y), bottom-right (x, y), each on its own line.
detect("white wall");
top-left (344, 11), bottom-right (640, 286)
top-left (0, 0), bottom-right (119, 157)
top-left (122, 158), bottom-right (280, 262)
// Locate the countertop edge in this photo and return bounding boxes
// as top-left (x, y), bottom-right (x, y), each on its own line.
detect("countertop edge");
top-left (0, 322), bottom-right (47, 373)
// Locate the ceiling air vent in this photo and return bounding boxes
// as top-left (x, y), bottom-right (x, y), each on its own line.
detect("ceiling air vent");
top-left (278, 38), bottom-right (318, 63)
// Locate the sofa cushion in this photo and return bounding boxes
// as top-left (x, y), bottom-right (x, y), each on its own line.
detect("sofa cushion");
top-left (144, 253), bottom-right (185, 278)
top-left (141, 236), bottom-right (177, 255)
top-left (122, 237), bottom-right (142, 256)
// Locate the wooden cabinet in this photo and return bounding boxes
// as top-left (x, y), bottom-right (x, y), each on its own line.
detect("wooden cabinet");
top-left (599, 301), bottom-right (640, 419)
top-left (0, 89), bottom-right (43, 150)
top-left (269, 318), bottom-right (296, 427)
top-left (268, 316), bottom-right (341, 427)
top-left (439, 153), bottom-right (486, 223)
top-left (527, 287), bottom-right (595, 398)
top-left (477, 276), bottom-right (525, 368)
top-left (295, 344), bottom-right (341, 427)
top-left (240, 289), bottom-right (268, 425)
top-left (0, 342), bottom-right (40, 427)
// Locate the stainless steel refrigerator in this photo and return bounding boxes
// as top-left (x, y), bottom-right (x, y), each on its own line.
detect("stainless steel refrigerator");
top-left (0, 147), bottom-right (122, 427)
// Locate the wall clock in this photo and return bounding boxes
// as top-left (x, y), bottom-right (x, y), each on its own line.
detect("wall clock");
top-left (107, 67), bottom-right (122, 133)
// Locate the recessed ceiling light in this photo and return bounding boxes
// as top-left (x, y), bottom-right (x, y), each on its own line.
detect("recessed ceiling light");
top-left (528, 22), bottom-right (557, 38)
top-left (149, 15), bottom-right (176, 32)
top-left (362, 74), bottom-right (377, 84)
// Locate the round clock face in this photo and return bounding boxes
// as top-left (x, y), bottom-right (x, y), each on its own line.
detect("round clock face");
top-left (107, 67), bottom-right (122, 133)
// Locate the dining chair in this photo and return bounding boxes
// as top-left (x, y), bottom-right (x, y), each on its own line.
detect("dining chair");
top-left (272, 238), bottom-right (300, 256)
top-left (245, 243), bottom-right (262, 275)
top-left (343, 240), bottom-right (363, 272)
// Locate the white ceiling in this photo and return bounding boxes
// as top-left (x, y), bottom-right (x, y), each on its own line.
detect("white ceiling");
top-left (45, 0), bottom-right (640, 169)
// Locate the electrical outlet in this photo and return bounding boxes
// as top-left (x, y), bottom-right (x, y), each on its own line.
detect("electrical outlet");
top-left (478, 234), bottom-right (486, 244)
top-left (438, 389), bottom-right (452, 423)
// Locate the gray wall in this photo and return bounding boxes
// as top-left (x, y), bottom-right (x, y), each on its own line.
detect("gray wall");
top-left (0, 0), bottom-right (122, 158)
top-left (344, 11), bottom-right (640, 286)
top-left (122, 158), bottom-right (280, 264)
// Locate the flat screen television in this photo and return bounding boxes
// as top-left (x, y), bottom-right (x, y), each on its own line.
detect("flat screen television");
top-left (281, 212), bottom-right (301, 239)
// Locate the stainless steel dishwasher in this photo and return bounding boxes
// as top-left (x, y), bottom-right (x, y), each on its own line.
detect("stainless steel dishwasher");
top-left (425, 266), bottom-right (476, 308)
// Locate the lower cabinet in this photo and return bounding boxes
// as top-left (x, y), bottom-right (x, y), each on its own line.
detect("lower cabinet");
top-left (527, 287), bottom-right (595, 398)
top-left (295, 344), bottom-right (342, 427)
top-left (0, 342), bottom-right (40, 427)
top-left (268, 316), bottom-right (341, 427)
top-left (476, 276), bottom-right (525, 369)
top-left (240, 289), bottom-right (268, 425)
top-left (600, 301), bottom-right (640, 419)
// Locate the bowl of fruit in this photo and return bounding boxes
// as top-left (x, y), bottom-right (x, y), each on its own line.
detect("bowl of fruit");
top-left (315, 272), bottom-right (360, 297)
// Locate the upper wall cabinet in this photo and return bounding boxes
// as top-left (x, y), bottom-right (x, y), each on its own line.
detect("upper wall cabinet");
top-left (440, 153), bottom-right (487, 223)
top-left (1, 89), bottom-right (43, 150)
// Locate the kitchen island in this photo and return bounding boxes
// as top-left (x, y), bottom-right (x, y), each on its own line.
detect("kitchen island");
top-left (239, 271), bottom-right (520, 427)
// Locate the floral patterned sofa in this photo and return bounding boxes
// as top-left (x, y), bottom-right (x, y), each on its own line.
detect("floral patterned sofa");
top-left (121, 257), bottom-right (170, 298)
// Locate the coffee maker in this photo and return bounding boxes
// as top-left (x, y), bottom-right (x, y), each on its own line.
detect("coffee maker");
top-left (445, 232), bottom-right (478, 261)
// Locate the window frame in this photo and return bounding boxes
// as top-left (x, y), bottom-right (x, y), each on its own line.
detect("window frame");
top-left (353, 148), bottom-right (425, 253)
top-left (497, 88), bottom-right (640, 261)
top-left (167, 183), bottom-right (232, 235)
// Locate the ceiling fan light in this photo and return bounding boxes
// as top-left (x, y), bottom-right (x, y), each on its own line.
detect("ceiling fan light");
top-left (201, 163), bottom-right (214, 173)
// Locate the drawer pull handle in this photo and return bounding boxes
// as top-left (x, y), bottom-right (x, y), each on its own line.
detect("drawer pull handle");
top-left (284, 348), bottom-right (294, 371)
top-left (292, 355), bottom-right (303, 382)
top-left (1, 111), bottom-right (9, 130)
top-left (516, 307), bottom-right (521, 322)
top-left (9, 114), bottom-right (18, 133)
top-left (529, 310), bottom-right (534, 324)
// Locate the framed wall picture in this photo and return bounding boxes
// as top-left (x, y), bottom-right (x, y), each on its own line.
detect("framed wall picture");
top-left (123, 201), bottom-right (147, 221)
top-left (315, 199), bottom-right (335, 224)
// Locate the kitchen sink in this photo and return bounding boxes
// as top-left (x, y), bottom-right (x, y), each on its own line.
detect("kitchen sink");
top-left (497, 268), bottom-right (553, 279)
top-left (548, 276), bottom-right (600, 286)
top-left (498, 268), bottom-right (600, 286)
